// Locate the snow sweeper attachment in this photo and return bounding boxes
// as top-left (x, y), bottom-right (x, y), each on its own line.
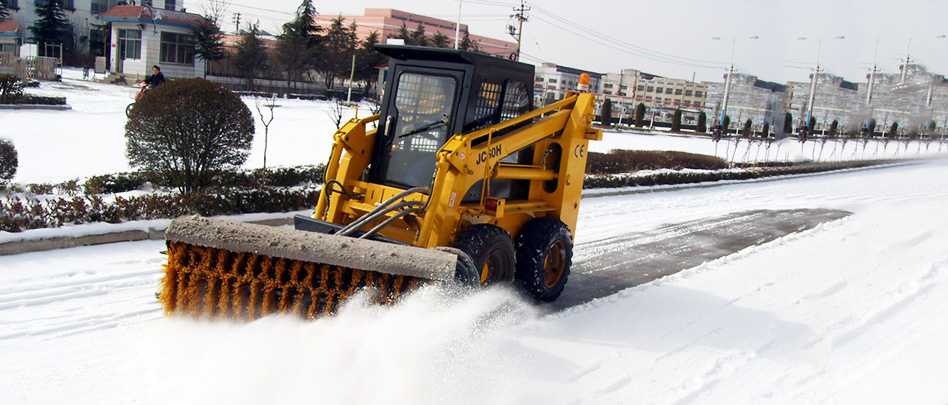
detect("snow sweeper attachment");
top-left (159, 45), bottom-right (602, 320)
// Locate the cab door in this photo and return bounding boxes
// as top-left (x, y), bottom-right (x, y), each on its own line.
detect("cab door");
top-left (374, 67), bottom-right (465, 188)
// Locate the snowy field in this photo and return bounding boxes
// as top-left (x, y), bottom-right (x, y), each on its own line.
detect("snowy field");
top-left (2, 71), bottom-right (948, 404)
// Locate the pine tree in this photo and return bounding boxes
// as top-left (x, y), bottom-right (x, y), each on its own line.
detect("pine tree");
top-left (671, 109), bottom-right (682, 132)
top-left (0, 1), bottom-right (11, 21)
top-left (390, 22), bottom-right (411, 44)
top-left (431, 32), bottom-right (450, 48)
top-left (275, 27), bottom-right (310, 88)
top-left (314, 16), bottom-right (356, 90)
top-left (232, 23), bottom-right (269, 90)
top-left (600, 98), bottom-right (613, 126)
top-left (697, 111), bottom-right (707, 133)
top-left (30, 0), bottom-right (74, 57)
top-left (274, 0), bottom-right (323, 88)
top-left (354, 31), bottom-right (386, 96)
top-left (459, 28), bottom-right (478, 52)
top-left (284, 0), bottom-right (322, 45)
top-left (634, 103), bottom-right (646, 127)
top-left (193, 16), bottom-right (225, 78)
top-left (409, 23), bottom-right (428, 47)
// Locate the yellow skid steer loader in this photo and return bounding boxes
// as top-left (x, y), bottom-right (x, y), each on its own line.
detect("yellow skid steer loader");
top-left (160, 45), bottom-right (602, 320)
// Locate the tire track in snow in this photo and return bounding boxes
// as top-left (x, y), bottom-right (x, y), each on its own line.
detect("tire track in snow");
top-left (0, 241), bottom-right (165, 341)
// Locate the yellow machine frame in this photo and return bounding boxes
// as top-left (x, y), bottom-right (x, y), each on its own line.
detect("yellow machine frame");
top-left (314, 92), bottom-right (602, 250)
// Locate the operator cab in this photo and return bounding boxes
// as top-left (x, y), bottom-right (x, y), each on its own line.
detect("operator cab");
top-left (372, 45), bottom-right (535, 190)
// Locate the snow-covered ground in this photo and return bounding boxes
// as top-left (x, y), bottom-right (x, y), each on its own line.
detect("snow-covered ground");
top-left (2, 159), bottom-right (947, 404)
top-left (2, 71), bottom-right (948, 404)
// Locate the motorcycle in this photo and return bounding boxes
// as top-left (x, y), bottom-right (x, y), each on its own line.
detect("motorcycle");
top-left (125, 82), bottom-right (152, 117)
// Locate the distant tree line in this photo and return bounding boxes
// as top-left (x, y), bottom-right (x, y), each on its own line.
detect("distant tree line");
top-left (198, 0), bottom-right (484, 95)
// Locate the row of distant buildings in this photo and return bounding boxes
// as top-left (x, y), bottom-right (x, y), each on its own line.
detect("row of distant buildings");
top-left (540, 61), bottom-right (948, 137)
top-left (2, 2), bottom-right (945, 137)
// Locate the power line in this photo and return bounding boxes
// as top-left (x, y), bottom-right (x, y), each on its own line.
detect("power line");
top-left (525, 2), bottom-right (726, 70)
top-left (460, 0), bottom-right (521, 7)
top-left (227, 1), bottom-right (296, 17)
top-left (528, 14), bottom-right (722, 70)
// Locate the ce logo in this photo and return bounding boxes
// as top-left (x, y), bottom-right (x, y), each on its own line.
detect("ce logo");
top-left (574, 144), bottom-right (586, 158)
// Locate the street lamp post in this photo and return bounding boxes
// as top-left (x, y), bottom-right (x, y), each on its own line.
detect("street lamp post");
top-left (867, 39), bottom-right (880, 107)
top-left (712, 36), bottom-right (758, 131)
top-left (798, 36), bottom-right (845, 126)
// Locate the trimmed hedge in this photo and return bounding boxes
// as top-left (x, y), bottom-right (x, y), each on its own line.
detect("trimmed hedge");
top-left (0, 75), bottom-right (66, 105)
top-left (3, 95), bottom-right (67, 105)
top-left (80, 165), bottom-right (325, 195)
top-left (586, 150), bottom-right (728, 174)
top-left (583, 160), bottom-right (885, 189)
top-left (0, 187), bottom-right (321, 232)
top-left (0, 138), bottom-right (17, 188)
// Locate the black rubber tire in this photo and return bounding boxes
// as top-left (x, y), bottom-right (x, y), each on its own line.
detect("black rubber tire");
top-left (434, 246), bottom-right (479, 287)
top-left (514, 218), bottom-right (573, 302)
top-left (453, 224), bottom-right (516, 285)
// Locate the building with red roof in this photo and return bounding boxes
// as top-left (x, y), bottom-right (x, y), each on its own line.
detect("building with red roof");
top-left (313, 8), bottom-right (519, 60)
top-left (0, 19), bottom-right (21, 56)
top-left (96, 5), bottom-right (205, 80)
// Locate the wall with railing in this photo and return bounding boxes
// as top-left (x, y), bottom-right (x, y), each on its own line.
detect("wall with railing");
top-left (0, 53), bottom-right (59, 80)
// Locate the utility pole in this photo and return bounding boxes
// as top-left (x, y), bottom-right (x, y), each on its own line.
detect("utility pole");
top-left (866, 39), bottom-right (879, 130)
top-left (806, 62), bottom-right (820, 125)
top-left (900, 35), bottom-right (946, 84)
top-left (232, 12), bottom-right (241, 34)
top-left (901, 38), bottom-right (912, 84)
top-left (721, 55), bottom-right (734, 126)
top-left (799, 36), bottom-right (844, 125)
top-left (712, 36), bottom-right (757, 129)
top-left (508, 0), bottom-right (529, 61)
top-left (867, 39), bottom-right (878, 106)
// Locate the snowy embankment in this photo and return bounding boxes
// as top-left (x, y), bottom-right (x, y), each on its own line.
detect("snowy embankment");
top-left (2, 159), bottom-right (947, 404)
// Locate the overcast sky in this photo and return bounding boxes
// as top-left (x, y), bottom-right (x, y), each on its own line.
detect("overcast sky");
top-left (206, 0), bottom-right (948, 85)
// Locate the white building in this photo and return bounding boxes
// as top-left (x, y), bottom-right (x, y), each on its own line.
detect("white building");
top-left (2, 1), bottom-right (184, 62)
top-left (96, 4), bottom-right (203, 80)
top-left (534, 62), bottom-right (602, 107)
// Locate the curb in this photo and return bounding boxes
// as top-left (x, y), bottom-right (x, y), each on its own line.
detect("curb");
top-left (0, 216), bottom-right (294, 256)
top-left (0, 104), bottom-right (72, 111)
top-left (582, 160), bottom-right (915, 199)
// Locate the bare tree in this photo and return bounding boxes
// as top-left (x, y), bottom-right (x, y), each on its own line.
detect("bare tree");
top-left (254, 93), bottom-right (278, 168)
top-left (326, 100), bottom-right (348, 130)
top-left (201, 0), bottom-right (231, 26)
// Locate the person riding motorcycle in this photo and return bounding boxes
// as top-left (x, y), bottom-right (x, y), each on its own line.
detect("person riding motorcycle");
top-left (127, 66), bottom-right (165, 116)
top-left (143, 65), bottom-right (165, 88)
